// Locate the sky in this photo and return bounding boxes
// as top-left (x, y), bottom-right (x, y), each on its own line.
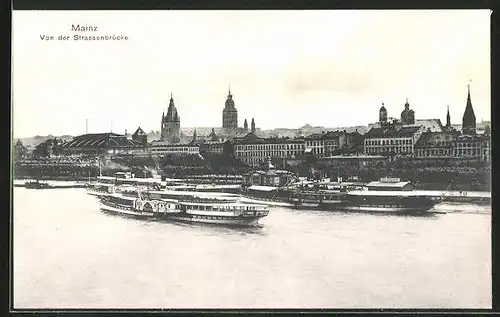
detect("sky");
top-left (12, 10), bottom-right (491, 138)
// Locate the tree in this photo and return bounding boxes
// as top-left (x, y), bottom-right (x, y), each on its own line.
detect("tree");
top-left (14, 139), bottom-right (26, 161)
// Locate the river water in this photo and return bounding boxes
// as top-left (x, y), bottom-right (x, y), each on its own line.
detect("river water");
top-left (13, 188), bottom-right (491, 309)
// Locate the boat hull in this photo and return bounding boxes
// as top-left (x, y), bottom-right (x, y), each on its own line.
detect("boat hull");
top-left (100, 203), bottom-right (156, 218)
top-left (163, 213), bottom-right (264, 227)
top-left (341, 205), bottom-right (433, 213)
top-left (340, 195), bottom-right (437, 213)
top-left (292, 202), bottom-right (320, 209)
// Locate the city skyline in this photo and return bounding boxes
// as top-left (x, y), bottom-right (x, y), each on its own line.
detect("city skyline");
top-left (12, 10), bottom-right (491, 138)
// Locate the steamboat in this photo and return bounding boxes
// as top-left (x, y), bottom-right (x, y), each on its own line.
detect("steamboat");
top-left (87, 176), bottom-right (269, 226)
top-left (140, 189), bottom-right (269, 226)
top-left (341, 178), bottom-right (439, 213)
top-left (241, 177), bottom-right (438, 213)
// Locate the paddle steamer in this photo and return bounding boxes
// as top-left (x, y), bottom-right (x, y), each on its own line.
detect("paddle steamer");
top-left (87, 175), bottom-right (269, 226)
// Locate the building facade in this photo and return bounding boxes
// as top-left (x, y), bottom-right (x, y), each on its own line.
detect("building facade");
top-left (452, 134), bottom-right (483, 159)
top-left (364, 125), bottom-right (425, 156)
top-left (199, 141), bottom-right (226, 155)
top-left (149, 140), bottom-right (200, 157)
top-left (303, 130), bottom-right (364, 157)
top-left (414, 131), bottom-right (457, 158)
top-left (233, 133), bottom-right (305, 167)
top-left (304, 133), bottom-right (325, 157)
top-left (481, 134), bottom-right (491, 162)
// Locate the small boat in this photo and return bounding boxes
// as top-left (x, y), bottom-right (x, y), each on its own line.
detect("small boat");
top-left (25, 180), bottom-right (51, 189)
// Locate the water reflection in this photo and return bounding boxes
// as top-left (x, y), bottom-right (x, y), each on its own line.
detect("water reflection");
top-left (281, 207), bottom-right (441, 219)
top-left (13, 188), bottom-right (492, 309)
top-left (163, 219), bottom-right (267, 236)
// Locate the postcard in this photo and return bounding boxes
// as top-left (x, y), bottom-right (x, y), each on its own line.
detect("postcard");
top-left (11, 9), bottom-right (492, 310)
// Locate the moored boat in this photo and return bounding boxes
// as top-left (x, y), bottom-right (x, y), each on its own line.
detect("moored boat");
top-left (25, 180), bottom-right (51, 189)
top-left (341, 178), bottom-right (439, 213)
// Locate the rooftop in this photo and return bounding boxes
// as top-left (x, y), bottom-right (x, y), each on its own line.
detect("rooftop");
top-left (366, 181), bottom-right (411, 188)
top-left (62, 133), bottom-right (143, 148)
top-left (414, 131), bottom-right (457, 147)
top-left (365, 125), bottom-right (421, 138)
top-left (233, 133), bottom-right (305, 145)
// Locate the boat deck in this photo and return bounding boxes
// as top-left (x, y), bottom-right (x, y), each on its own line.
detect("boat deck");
top-left (347, 190), bottom-right (490, 198)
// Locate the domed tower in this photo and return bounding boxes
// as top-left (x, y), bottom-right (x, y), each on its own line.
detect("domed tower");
top-left (243, 118), bottom-right (248, 131)
top-left (400, 98), bottom-right (415, 125)
top-left (222, 87), bottom-right (238, 130)
top-left (379, 103), bottom-right (388, 123)
top-left (251, 118), bottom-right (256, 133)
top-left (161, 93), bottom-right (181, 143)
top-left (462, 83), bottom-right (476, 135)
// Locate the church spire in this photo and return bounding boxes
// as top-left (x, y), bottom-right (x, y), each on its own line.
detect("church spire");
top-left (462, 80), bottom-right (476, 135)
top-left (446, 105), bottom-right (451, 127)
top-left (166, 93), bottom-right (179, 122)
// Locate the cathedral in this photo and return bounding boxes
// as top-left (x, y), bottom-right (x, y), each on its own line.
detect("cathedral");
top-left (222, 88), bottom-right (238, 131)
top-left (161, 94), bottom-right (180, 143)
top-left (159, 88), bottom-right (257, 145)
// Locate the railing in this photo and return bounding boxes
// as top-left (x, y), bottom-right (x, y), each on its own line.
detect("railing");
top-left (240, 194), bottom-right (291, 203)
top-left (101, 201), bottom-right (135, 211)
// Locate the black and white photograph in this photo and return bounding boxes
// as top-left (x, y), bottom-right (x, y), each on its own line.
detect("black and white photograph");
top-left (12, 9), bottom-right (491, 309)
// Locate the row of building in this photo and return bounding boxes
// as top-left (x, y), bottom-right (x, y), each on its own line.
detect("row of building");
top-left (17, 84), bottom-right (490, 166)
top-left (363, 85), bottom-right (490, 162)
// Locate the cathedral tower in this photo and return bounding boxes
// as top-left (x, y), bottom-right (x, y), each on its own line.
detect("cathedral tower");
top-left (161, 94), bottom-right (180, 143)
top-left (222, 87), bottom-right (238, 130)
top-left (251, 118), bottom-right (256, 133)
top-left (462, 83), bottom-right (476, 135)
top-left (244, 118), bottom-right (248, 131)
